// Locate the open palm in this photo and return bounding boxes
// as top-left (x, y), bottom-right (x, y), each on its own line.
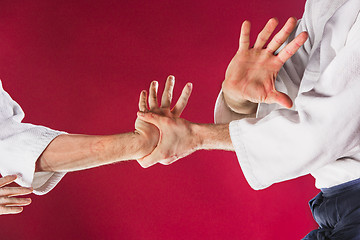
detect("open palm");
top-left (223, 17), bottom-right (308, 112)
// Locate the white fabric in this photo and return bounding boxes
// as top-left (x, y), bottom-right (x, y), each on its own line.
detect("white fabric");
top-left (214, 0), bottom-right (360, 190)
top-left (0, 81), bottom-right (66, 195)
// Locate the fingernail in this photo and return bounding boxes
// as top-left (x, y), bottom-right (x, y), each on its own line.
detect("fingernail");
top-left (153, 81), bottom-right (158, 87)
top-left (7, 175), bottom-right (17, 180)
top-left (169, 75), bottom-right (175, 81)
top-left (187, 82), bottom-right (193, 88)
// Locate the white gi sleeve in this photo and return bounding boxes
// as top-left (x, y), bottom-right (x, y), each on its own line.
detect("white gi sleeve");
top-left (214, 0), bottom-right (360, 190)
top-left (229, 22), bottom-right (360, 190)
top-left (0, 81), bottom-right (66, 195)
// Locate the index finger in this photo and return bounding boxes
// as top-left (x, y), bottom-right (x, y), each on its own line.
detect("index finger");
top-left (238, 20), bottom-right (251, 51)
top-left (138, 90), bottom-right (148, 112)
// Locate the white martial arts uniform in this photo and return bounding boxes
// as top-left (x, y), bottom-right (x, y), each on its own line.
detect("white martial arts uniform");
top-left (215, 0), bottom-right (360, 190)
top-left (0, 81), bottom-right (66, 195)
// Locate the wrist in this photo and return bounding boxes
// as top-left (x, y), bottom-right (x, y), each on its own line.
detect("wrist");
top-left (190, 123), bottom-right (233, 151)
top-left (222, 92), bottom-right (258, 115)
top-left (221, 81), bottom-right (258, 115)
top-left (132, 131), bottom-right (156, 159)
top-left (189, 122), bottom-right (204, 151)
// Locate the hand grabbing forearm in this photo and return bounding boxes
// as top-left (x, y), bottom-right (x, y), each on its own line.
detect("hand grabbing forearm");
top-left (136, 111), bottom-right (233, 168)
top-left (135, 75), bottom-right (193, 168)
top-left (135, 76), bottom-right (234, 168)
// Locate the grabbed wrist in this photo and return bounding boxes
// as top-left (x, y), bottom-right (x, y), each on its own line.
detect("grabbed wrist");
top-left (190, 122), bottom-right (233, 151)
top-left (132, 131), bottom-right (157, 158)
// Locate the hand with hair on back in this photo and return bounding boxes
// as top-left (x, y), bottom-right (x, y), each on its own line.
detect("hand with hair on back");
top-left (222, 17), bottom-right (308, 115)
top-left (135, 75), bottom-right (193, 168)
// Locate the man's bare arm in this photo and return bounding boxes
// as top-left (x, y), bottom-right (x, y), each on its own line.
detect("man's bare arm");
top-left (36, 132), bottom-right (155, 172)
top-left (193, 123), bottom-right (233, 151)
top-left (35, 88), bottom-right (161, 172)
top-left (36, 76), bottom-right (192, 173)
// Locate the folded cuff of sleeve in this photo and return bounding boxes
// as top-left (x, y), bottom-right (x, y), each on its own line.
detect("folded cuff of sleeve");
top-left (1, 126), bottom-right (67, 195)
top-left (229, 120), bottom-right (270, 190)
top-left (32, 171), bottom-right (66, 195)
top-left (214, 91), bottom-right (233, 124)
top-left (30, 129), bottom-right (67, 195)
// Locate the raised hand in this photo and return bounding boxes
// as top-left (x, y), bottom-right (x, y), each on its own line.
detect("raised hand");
top-left (222, 17), bottom-right (308, 114)
top-left (136, 75), bottom-right (193, 168)
top-left (0, 175), bottom-right (33, 215)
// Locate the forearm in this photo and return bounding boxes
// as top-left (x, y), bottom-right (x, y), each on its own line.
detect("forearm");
top-left (36, 132), bottom-right (151, 172)
top-left (192, 123), bottom-right (234, 151)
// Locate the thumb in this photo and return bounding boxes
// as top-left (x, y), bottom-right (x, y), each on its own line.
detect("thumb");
top-left (137, 148), bottom-right (165, 168)
top-left (267, 91), bottom-right (293, 108)
top-left (137, 111), bottom-right (161, 126)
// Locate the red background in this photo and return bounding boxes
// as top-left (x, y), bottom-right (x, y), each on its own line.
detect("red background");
top-left (0, 0), bottom-right (318, 239)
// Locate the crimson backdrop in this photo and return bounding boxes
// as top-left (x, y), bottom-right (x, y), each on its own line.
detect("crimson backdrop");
top-left (0, 0), bottom-right (318, 239)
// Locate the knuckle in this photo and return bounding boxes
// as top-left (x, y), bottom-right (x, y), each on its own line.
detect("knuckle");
top-left (275, 57), bottom-right (285, 65)
top-left (259, 35), bottom-right (267, 42)
top-left (266, 48), bottom-right (274, 54)
top-left (274, 37), bottom-right (283, 44)
top-left (294, 40), bottom-right (302, 47)
top-left (283, 28), bottom-right (292, 34)
top-left (240, 31), bottom-right (250, 36)
top-left (285, 49), bottom-right (294, 55)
